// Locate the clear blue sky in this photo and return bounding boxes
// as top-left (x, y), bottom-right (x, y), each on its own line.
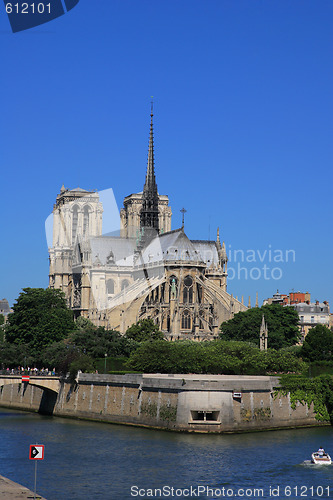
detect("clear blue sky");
top-left (1, 0), bottom-right (332, 308)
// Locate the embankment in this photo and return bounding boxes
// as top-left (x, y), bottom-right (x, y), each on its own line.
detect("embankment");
top-left (0, 373), bottom-right (327, 433)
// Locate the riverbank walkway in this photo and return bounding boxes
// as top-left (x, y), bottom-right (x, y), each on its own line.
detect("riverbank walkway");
top-left (0, 475), bottom-right (47, 499)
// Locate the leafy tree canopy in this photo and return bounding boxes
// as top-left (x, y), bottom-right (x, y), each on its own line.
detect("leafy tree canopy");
top-left (68, 325), bottom-right (137, 359)
top-left (5, 288), bottom-right (75, 352)
top-left (220, 304), bottom-right (300, 349)
top-left (301, 325), bottom-right (333, 362)
top-left (126, 339), bottom-right (306, 375)
top-left (125, 319), bottom-right (164, 342)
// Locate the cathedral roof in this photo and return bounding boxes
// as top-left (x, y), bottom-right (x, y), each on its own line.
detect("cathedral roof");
top-left (151, 229), bottom-right (198, 262)
top-left (87, 228), bottom-right (221, 271)
top-left (140, 228), bottom-right (216, 265)
top-left (72, 187), bottom-right (91, 192)
top-left (90, 236), bottom-right (136, 267)
top-left (190, 240), bottom-right (220, 267)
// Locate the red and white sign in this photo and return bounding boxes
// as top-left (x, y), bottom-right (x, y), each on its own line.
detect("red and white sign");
top-left (29, 445), bottom-right (44, 460)
top-left (22, 376), bottom-right (30, 382)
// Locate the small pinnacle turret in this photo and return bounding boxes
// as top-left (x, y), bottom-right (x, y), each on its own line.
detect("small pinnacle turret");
top-left (220, 241), bottom-right (227, 263)
top-left (216, 227), bottom-right (221, 248)
top-left (259, 314), bottom-right (268, 350)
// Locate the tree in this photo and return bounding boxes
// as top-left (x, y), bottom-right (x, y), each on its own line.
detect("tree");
top-left (0, 314), bottom-right (5, 342)
top-left (125, 319), bottom-right (164, 342)
top-left (0, 341), bottom-right (33, 369)
top-left (126, 339), bottom-right (306, 375)
top-left (301, 325), bottom-right (333, 362)
top-left (220, 304), bottom-right (300, 349)
top-left (69, 325), bottom-right (137, 358)
top-left (5, 288), bottom-right (75, 353)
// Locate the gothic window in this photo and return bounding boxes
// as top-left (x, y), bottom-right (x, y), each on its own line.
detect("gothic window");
top-left (167, 315), bottom-right (170, 332)
top-left (72, 205), bottom-right (79, 245)
top-left (181, 310), bottom-right (191, 330)
top-left (121, 280), bottom-right (129, 291)
top-left (83, 205), bottom-right (90, 237)
top-left (73, 273), bottom-right (81, 308)
top-left (183, 276), bottom-right (193, 303)
top-left (106, 279), bottom-right (114, 295)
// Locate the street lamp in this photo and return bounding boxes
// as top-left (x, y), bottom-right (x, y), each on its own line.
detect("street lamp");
top-left (104, 353), bottom-right (107, 374)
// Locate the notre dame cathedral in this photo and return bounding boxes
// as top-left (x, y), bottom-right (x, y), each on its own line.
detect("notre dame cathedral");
top-left (48, 108), bottom-right (247, 339)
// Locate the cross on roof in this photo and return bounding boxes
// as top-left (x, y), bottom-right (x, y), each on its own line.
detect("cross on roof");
top-left (180, 207), bottom-right (187, 228)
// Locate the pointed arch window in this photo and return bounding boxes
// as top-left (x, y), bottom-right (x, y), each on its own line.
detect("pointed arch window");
top-left (106, 279), bottom-right (114, 295)
top-left (183, 276), bottom-right (193, 303)
top-left (83, 205), bottom-right (90, 237)
top-left (72, 205), bottom-right (79, 245)
top-left (181, 310), bottom-right (191, 330)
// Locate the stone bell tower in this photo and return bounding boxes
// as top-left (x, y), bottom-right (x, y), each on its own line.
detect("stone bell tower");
top-left (48, 185), bottom-right (103, 301)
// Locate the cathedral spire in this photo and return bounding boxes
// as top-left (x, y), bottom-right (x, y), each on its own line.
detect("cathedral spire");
top-left (140, 101), bottom-right (160, 236)
top-left (143, 100), bottom-right (158, 196)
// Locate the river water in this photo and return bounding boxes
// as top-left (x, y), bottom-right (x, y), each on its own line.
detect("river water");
top-left (0, 408), bottom-right (332, 500)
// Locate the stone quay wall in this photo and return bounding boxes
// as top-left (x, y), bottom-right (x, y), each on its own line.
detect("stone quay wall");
top-left (0, 374), bottom-right (326, 433)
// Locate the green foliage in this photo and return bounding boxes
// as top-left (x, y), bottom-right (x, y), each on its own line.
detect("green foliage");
top-left (39, 325), bottom-right (137, 372)
top-left (68, 354), bottom-right (96, 380)
top-left (40, 341), bottom-right (78, 372)
top-left (126, 340), bottom-right (306, 375)
top-left (241, 407), bottom-right (271, 422)
top-left (0, 314), bottom-right (4, 326)
top-left (5, 288), bottom-right (75, 353)
top-left (220, 304), bottom-right (300, 349)
top-left (159, 405), bottom-right (177, 422)
top-left (75, 316), bottom-right (96, 330)
top-left (95, 356), bottom-right (129, 373)
top-left (141, 402), bottom-right (158, 418)
top-left (0, 341), bottom-right (34, 368)
top-left (301, 325), bottom-right (333, 362)
top-left (308, 361), bottom-right (333, 377)
top-left (69, 326), bottom-right (137, 359)
top-left (276, 374), bottom-right (333, 422)
top-left (125, 319), bottom-right (164, 342)
top-left (1, 308), bottom-right (139, 370)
